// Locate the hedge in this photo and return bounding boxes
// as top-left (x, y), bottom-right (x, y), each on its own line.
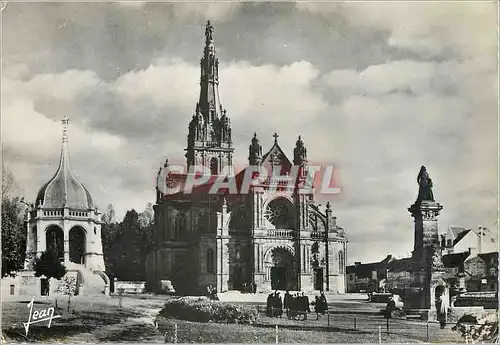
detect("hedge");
top-left (158, 297), bottom-right (258, 324)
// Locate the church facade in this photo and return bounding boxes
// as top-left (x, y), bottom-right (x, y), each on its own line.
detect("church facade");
top-left (146, 22), bottom-right (347, 294)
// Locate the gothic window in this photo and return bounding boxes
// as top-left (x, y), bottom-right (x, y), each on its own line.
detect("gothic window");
top-left (264, 198), bottom-right (293, 229)
top-left (210, 157), bottom-right (219, 175)
top-left (339, 251), bottom-right (345, 274)
top-left (235, 245), bottom-right (241, 260)
top-left (174, 213), bottom-right (187, 240)
top-left (207, 249), bottom-right (215, 273)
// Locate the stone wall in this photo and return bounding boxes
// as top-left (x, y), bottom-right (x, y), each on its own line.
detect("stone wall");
top-left (115, 281), bottom-right (146, 294)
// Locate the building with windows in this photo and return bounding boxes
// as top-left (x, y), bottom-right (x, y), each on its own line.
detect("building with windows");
top-left (145, 22), bottom-right (347, 294)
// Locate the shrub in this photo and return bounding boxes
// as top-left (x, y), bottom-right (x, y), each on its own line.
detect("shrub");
top-left (158, 297), bottom-right (258, 324)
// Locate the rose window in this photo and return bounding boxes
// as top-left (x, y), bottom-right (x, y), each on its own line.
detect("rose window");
top-left (264, 199), bottom-right (292, 228)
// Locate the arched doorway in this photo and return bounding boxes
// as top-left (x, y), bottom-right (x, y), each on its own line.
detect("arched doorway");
top-left (69, 226), bottom-right (86, 264)
top-left (46, 226), bottom-right (64, 261)
top-left (265, 247), bottom-right (297, 290)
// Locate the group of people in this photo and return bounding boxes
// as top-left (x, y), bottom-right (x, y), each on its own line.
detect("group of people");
top-left (240, 282), bottom-right (257, 294)
top-left (206, 284), bottom-right (219, 300)
top-left (265, 291), bottom-right (328, 320)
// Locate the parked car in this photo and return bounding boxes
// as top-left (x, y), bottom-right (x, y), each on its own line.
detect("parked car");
top-left (159, 280), bottom-right (176, 295)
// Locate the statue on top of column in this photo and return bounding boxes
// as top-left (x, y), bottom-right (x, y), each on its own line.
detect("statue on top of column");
top-left (416, 166), bottom-right (434, 204)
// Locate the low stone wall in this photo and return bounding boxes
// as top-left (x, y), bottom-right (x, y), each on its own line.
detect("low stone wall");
top-left (115, 281), bottom-right (146, 294)
top-left (448, 306), bottom-right (498, 323)
top-left (453, 291), bottom-right (498, 309)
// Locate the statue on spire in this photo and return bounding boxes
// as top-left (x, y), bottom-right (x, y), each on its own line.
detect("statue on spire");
top-left (293, 135), bottom-right (307, 165)
top-left (205, 21), bottom-right (214, 42)
top-left (416, 166), bottom-right (434, 204)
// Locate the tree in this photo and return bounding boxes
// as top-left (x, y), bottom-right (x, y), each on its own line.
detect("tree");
top-left (102, 205), bottom-right (156, 282)
top-left (34, 248), bottom-right (67, 280)
top-left (2, 165), bottom-right (14, 197)
top-left (101, 204), bottom-right (116, 224)
top-left (1, 196), bottom-right (26, 277)
top-left (56, 275), bottom-right (77, 312)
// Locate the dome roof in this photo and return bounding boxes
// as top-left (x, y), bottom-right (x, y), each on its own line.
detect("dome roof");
top-left (35, 117), bottom-right (93, 210)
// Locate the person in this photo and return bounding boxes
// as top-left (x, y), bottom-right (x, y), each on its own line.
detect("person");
top-left (274, 291), bottom-right (283, 318)
top-left (284, 290), bottom-right (292, 319)
top-left (266, 292), bottom-right (274, 317)
top-left (436, 292), bottom-right (449, 329)
top-left (313, 296), bottom-right (320, 319)
top-left (300, 292), bottom-right (310, 320)
top-left (315, 291), bottom-right (327, 319)
top-left (384, 295), bottom-right (396, 318)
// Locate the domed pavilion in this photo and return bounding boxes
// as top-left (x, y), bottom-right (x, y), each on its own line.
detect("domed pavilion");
top-left (23, 117), bottom-right (109, 296)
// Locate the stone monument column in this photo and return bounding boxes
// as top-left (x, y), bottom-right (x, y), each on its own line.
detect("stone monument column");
top-left (408, 166), bottom-right (446, 318)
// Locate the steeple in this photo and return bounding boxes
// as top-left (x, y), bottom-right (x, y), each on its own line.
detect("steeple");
top-left (185, 21), bottom-right (234, 171)
top-left (35, 117), bottom-right (93, 209)
top-left (199, 20), bottom-right (222, 124)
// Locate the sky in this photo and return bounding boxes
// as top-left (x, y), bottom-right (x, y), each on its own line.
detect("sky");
top-left (2, 1), bottom-right (498, 264)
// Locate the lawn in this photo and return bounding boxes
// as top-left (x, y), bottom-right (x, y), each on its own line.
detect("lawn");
top-left (1, 297), bottom-right (150, 342)
top-left (155, 316), bottom-right (425, 343)
top-left (2, 295), bottom-right (466, 343)
top-left (155, 308), bottom-right (465, 343)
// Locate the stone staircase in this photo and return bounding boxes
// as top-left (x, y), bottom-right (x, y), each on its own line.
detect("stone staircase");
top-left (60, 262), bottom-right (109, 296)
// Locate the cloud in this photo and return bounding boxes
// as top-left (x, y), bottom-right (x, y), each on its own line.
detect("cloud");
top-left (2, 3), bottom-right (497, 265)
top-left (296, 2), bottom-right (497, 58)
top-left (116, 1), bottom-right (147, 9)
top-left (168, 2), bottom-right (244, 21)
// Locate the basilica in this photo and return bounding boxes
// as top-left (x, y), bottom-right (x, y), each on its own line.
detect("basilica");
top-left (145, 22), bottom-right (347, 294)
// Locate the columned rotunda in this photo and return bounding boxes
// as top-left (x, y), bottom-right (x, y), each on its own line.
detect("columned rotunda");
top-left (21, 117), bottom-right (109, 296)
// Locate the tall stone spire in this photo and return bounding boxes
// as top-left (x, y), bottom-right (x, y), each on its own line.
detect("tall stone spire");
top-left (199, 20), bottom-right (222, 124)
top-left (186, 21), bottom-right (234, 171)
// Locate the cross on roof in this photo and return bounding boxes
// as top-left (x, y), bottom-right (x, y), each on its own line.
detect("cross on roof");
top-left (273, 132), bottom-right (279, 143)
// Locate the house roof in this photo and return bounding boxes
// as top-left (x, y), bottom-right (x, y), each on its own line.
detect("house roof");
top-left (478, 251), bottom-right (498, 264)
top-left (346, 255), bottom-right (403, 275)
top-left (386, 258), bottom-right (413, 272)
top-left (159, 162), bottom-right (320, 202)
top-left (453, 229), bottom-right (472, 246)
top-left (442, 251), bottom-right (471, 267)
top-left (450, 226), bottom-right (468, 238)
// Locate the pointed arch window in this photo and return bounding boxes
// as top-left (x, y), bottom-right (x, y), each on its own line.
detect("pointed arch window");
top-left (207, 248), bottom-right (215, 273)
top-left (174, 213), bottom-right (187, 240)
top-left (339, 251), bottom-right (345, 274)
top-left (210, 157), bottom-right (219, 175)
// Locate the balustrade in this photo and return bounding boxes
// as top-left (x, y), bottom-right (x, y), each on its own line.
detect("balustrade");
top-left (41, 210), bottom-right (89, 218)
top-left (42, 210), bottom-right (63, 217)
top-left (266, 229), bottom-right (294, 237)
top-left (310, 231), bottom-right (326, 239)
